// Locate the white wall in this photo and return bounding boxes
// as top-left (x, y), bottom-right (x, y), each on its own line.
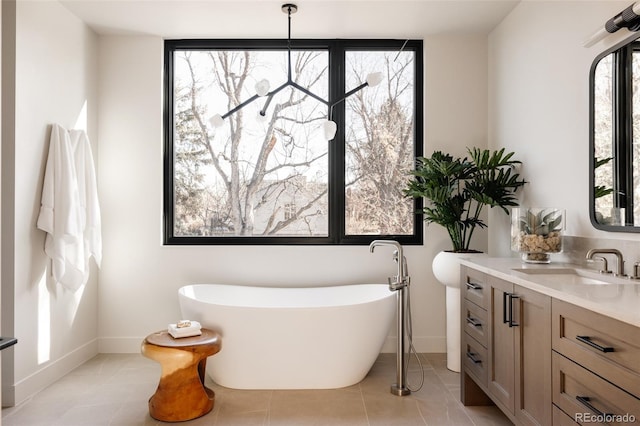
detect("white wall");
top-left (96, 34), bottom-right (488, 354)
top-left (488, 1), bottom-right (639, 256)
top-left (1, 1), bottom-right (99, 405)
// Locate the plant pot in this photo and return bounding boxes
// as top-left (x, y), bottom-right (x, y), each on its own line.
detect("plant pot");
top-left (511, 208), bottom-right (565, 264)
top-left (432, 250), bottom-right (486, 372)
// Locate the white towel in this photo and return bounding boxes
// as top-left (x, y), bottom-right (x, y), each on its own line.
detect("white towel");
top-left (168, 321), bottom-right (202, 339)
top-left (37, 124), bottom-right (102, 291)
top-left (169, 328), bottom-right (203, 339)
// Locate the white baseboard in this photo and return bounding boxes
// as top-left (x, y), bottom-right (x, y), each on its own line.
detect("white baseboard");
top-left (12, 339), bottom-right (98, 405)
top-left (381, 336), bottom-right (446, 353)
top-left (98, 337), bottom-right (144, 353)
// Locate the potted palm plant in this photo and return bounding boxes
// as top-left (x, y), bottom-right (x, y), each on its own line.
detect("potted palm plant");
top-left (404, 147), bottom-right (526, 371)
top-left (405, 147), bottom-right (526, 253)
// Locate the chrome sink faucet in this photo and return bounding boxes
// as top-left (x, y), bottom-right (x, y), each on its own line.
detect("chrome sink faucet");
top-left (585, 248), bottom-right (625, 276)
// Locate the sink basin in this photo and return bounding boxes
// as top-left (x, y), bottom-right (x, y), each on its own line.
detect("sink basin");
top-left (512, 268), bottom-right (615, 285)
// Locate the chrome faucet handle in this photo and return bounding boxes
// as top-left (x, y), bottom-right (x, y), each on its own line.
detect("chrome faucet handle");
top-left (388, 276), bottom-right (400, 289)
top-left (630, 262), bottom-right (640, 280)
top-left (388, 278), bottom-right (406, 291)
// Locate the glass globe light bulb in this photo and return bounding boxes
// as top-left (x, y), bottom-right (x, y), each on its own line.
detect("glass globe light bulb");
top-left (366, 72), bottom-right (383, 87)
top-left (210, 114), bottom-right (224, 128)
top-left (323, 120), bottom-right (337, 140)
top-left (255, 79), bottom-right (270, 97)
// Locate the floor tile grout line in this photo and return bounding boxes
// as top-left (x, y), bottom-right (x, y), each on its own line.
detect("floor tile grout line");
top-left (415, 398), bottom-right (429, 425)
top-left (358, 382), bottom-right (372, 426)
top-left (266, 389), bottom-right (274, 426)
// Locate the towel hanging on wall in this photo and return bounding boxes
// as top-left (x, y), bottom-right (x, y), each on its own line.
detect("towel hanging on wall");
top-left (37, 123), bottom-right (102, 291)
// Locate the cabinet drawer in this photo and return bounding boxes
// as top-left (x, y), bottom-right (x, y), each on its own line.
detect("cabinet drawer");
top-left (464, 334), bottom-right (488, 388)
top-left (553, 405), bottom-right (579, 426)
top-left (552, 299), bottom-right (640, 397)
top-left (552, 352), bottom-right (640, 425)
top-left (461, 266), bottom-right (489, 309)
top-left (463, 299), bottom-right (488, 348)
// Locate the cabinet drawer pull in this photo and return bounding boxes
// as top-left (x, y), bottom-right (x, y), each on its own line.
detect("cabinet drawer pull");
top-left (503, 291), bottom-right (509, 324)
top-left (466, 351), bottom-right (482, 364)
top-left (576, 396), bottom-right (614, 418)
top-left (466, 281), bottom-right (483, 290)
top-left (508, 293), bottom-right (519, 328)
top-left (576, 335), bottom-right (614, 353)
top-left (466, 316), bottom-right (482, 327)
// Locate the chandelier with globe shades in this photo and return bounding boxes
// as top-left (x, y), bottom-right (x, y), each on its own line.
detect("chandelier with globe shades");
top-left (209, 3), bottom-right (383, 140)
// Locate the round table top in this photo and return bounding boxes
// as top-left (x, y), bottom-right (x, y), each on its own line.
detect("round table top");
top-left (144, 328), bottom-right (220, 349)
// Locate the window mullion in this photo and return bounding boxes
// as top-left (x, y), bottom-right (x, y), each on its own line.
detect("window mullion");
top-left (329, 41), bottom-right (346, 243)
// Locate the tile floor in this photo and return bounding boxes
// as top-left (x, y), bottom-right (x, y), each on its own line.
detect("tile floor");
top-left (1, 353), bottom-right (512, 425)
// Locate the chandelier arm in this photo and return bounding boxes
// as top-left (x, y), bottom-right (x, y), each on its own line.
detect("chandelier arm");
top-left (259, 94), bottom-right (275, 116)
top-left (266, 82), bottom-right (289, 99)
top-left (259, 82), bottom-right (290, 114)
top-left (328, 104), bottom-right (335, 121)
top-left (328, 81), bottom-right (369, 112)
top-left (290, 82), bottom-right (329, 105)
top-left (222, 94), bottom-right (260, 120)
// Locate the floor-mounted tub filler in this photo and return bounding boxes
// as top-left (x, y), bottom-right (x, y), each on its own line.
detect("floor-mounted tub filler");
top-left (369, 240), bottom-right (424, 396)
top-left (178, 282), bottom-right (395, 390)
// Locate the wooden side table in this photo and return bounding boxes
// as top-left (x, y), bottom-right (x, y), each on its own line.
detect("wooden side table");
top-left (141, 328), bottom-right (221, 422)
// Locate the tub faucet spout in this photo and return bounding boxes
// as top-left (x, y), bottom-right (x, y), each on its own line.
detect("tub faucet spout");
top-left (369, 240), bottom-right (407, 290)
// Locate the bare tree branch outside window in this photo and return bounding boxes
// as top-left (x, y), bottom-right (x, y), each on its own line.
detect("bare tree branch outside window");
top-left (345, 51), bottom-right (415, 236)
top-left (174, 50), bottom-right (329, 237)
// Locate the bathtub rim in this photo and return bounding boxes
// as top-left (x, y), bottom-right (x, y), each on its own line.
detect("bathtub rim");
top-left (178, 282), bottom-right (396, 310)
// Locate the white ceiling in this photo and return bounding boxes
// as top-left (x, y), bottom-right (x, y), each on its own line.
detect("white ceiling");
top-left (59, 0), bottom-right (521, 38)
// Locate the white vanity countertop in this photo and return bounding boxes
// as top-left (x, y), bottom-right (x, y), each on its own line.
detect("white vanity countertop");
top-left (459, 257), bottom-right (640, 328)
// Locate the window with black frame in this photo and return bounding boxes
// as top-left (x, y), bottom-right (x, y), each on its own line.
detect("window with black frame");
top-left (163, 39), bottom-right (423, 244)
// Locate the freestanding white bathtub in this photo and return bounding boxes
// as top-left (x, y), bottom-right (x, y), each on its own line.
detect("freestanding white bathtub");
top-left (178, 283), bottom-right (395, 390)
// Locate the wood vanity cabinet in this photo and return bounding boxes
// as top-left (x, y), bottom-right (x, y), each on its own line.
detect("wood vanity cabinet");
top-left (461, 263), bottom-right (640, 426)
top-left (461, 266), bottom-right (552, 426)
top-left (551, 299), bottom-right (640, 424)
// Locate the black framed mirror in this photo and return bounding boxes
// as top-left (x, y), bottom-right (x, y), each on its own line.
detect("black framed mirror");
top-left (590, 35), bottom-right (640, 232)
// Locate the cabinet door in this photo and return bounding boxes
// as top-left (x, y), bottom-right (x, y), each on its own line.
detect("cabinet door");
top-left (488, 276), bottom-right (515, 413)
top-left (514, 285), bottom-right (552, 426)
